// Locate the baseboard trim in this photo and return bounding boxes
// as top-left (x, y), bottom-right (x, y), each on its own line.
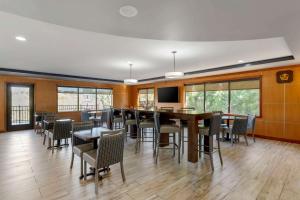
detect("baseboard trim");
top-left (254, 134), bottom-right (300, 144)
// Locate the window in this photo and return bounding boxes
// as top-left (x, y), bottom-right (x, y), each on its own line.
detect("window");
top-left (138, 88), bottom-right (155, 109)
top-left (57, 87), bottom-right (78, 112)
top-left (184, 78), bottom-right (261, 116)
top-left (57, 87), bottom-right (113, 112)
top-left (185, 84), bottom-right (204, 113)
top-left (205, 82), bottom-right (229, 113)
top-left (97, 89), bottom-right (113, 110)
top-left (230, 79), bottom-right (260, 116)
top-left (79, 88), bottom-right (96, 111)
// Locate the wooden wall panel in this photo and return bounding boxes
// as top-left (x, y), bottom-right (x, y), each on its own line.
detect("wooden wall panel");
top-left (0, 75), bottom-right (129, 132)
top-left (129, 64), bottom-right (300, 142)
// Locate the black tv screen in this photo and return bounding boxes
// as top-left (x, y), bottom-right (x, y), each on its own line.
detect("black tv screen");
top-left (157, 87), bottom-right (179, 103)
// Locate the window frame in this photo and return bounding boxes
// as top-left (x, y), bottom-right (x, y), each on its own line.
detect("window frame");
top-left (184, 77), bottom-right (262, 117)
top-left (57, 86), bottom-right (113, 112)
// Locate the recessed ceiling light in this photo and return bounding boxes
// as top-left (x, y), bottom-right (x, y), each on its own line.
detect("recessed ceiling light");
top-left (119, 5), bottom-right (138, 18)
top-left (238, 60), bottom-right (244, 63)
top-left (15, 36), bottom-right (27, 42)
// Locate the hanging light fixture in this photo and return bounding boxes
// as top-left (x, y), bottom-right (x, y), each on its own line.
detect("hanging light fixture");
top-left (165, 51), bottom-right (184, 79)
top-left (124, 62), bottom-right (138, 84)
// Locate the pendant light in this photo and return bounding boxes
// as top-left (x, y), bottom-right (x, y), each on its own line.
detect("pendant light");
top-left (165, 51), bottom-right (184, 79)
top-left (124, 63), bottom-right (138, 84)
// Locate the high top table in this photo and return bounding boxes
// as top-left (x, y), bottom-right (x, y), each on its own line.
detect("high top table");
top-left (116, 108), bottom-right (213, 163)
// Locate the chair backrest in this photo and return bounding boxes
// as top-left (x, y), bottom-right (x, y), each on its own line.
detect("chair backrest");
top-left (96, 129), bottom-right (125, 169)
top-left (209, 113), bottom-right (222, 136)
top-left (73, 121), bottom-right (94, 132)
top-left (153, 112), bottom-right (160, 134)
top-left (232, 117), bottom-right (248, 135)
top-left (100, 109), bottom-right (108, 123)
top-left (80, 111), bottom-right (90, 121)
top-left (71, 121), bottom-right (94, 146)
top-left (247, 114), bottom-right (256, 133)
top-left (53, 119), bottom-right (73, 140)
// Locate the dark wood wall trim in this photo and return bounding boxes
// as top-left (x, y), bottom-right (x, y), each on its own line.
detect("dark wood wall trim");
top-left (0, 68), bottom-right (123, 83)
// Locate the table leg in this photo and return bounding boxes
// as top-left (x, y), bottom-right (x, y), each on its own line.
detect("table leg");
top-left (187, 119), bottom-right (199, 163)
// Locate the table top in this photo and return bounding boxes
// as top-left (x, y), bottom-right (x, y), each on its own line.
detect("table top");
top-left (73, 127), bottom-right (111, 141)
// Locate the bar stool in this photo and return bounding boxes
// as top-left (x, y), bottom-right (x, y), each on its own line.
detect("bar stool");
top-left (199, 113), bottom-right (223, 171)
top-left (111, 108), bottom-right (123, 129)
top-left (153, 112), bottom-right (181, 164)
top-left (122, 109), bottom-right (137, 141)
top-left (134, 110), bottom-right (155, 153)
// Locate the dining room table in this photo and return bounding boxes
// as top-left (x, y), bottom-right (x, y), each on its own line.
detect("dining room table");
top-left (116, 108), bottom-right (213, 163)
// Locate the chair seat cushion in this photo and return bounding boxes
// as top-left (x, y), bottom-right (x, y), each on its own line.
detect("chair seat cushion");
top-left (114, 117), bottom-right (123, 123)
top-left (125, 119), bottom-right (136, 125)
top-left (73, 143), bottom-right (94, 156)
top-left (82, 149), bottom-right (97, 166)
top-left (160, 125), bottom-right (180, 133)
top-left (140, 121), bottom-right (155, 128)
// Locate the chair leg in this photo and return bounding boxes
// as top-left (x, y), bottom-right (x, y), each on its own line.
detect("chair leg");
top-left (217, 137), bottom-right (223, 166)
top-left (125, 125), bottom-right (128, 142)
top-left (199, 134), bottom-right (202, 158)
top-left (135, 128), bottom-right (140, 153)
top-left (181, 127), bottom-right (185, 154)
top-left (120, 161), bottom-right (126, 182)
top-left (52, 139), bottom-right (54, 154)
top-left (95, 167), bottom-right (99, 194)
top-left (155, 136), bottom-right (160, 164)
top-left (70, 152), bottom-right (74, 169)
top-left (244, 134), bottom-right (249, 146)
top-left (84, 161), bottom-right (87, 180)
top-left (252, 132), bottom-right (256, 142)
top-left (178, 132), bottom-right (181, 163)
top-left (231, 132), bottom-right (234, 146)
top-left (172, 133), bottom-right (176, 157)
top-left (209, 151), bottom-right (214, 171)
top-left (43, 134), bottom-right (46, 145)
top-left (80, 156), bottom-right (84, 177)
top-left (152, 128), bottom-right (155, 149)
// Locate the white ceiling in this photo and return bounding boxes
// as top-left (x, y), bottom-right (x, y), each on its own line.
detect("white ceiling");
top-left (0, 0), bottom-right (299, 83)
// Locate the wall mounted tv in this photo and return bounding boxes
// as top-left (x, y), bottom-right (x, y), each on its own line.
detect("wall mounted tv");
top-left (157, 87), bottom-right (179, 103)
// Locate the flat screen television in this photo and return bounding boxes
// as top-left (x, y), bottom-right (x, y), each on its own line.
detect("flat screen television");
top-left (157, 87), bottom-right (179, 103)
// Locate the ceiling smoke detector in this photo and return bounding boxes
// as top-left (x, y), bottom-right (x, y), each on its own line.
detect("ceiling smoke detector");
top-left (119, 6), bottom-right (138, 18)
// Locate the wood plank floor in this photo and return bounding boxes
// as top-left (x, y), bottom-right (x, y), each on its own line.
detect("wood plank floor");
top-left (0, 130), bottom-right (300, 200)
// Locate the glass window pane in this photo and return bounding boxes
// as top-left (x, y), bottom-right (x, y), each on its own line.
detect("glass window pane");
top-left (58, 87), bottom-right (78, 112)
top-left (97, 89), bottom-right (113, 110)
top-left (138, 88), bottom-right (155, 109)
top-left (205, 82), bottom-right (229, 113)
top-left (185, 84), bottom-right (204, 112)
top-left (185, 92), bottom-right (204, 112)
top-left (79, 93), bottom-right (96, 111)
top-left (230, 79), bottom-right (260, 115)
